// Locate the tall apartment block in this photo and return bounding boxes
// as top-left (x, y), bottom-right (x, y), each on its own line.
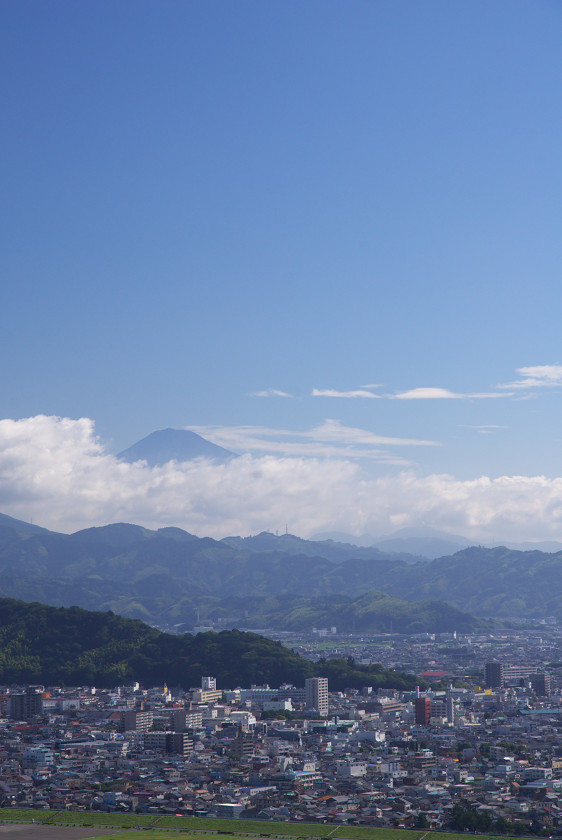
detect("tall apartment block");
top-left (530, 672), bottom-right (551, 697)
top-left (485, 662), bottom-right (504, 688)
top-left (414, 696), bottom-right (431, 725)
top-left (305, 677), bottom-right (329, 717)
top-left (120, 709), bottom-right (154, 732)
top-left (9, 688), bottom-right (43, 721)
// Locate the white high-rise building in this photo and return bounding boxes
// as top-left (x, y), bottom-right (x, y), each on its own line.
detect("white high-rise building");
top-left (446, 684), bottom-right (455, 725)
top-left (305, 677), bottom-right (328, 717)
top-left (201, 676), bottom-right (216, 691)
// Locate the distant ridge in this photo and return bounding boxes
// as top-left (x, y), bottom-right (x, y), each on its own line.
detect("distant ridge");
top-left (117, 428), bottom-right (237, 466)
top-left (314, 525), bottom-right (473, 559)
top-left (373, 525), bottom-right (471, 560)
top-left (2, 511), bottom-right (562, 625)
top-left (0, 512), bottom-right (53, 537)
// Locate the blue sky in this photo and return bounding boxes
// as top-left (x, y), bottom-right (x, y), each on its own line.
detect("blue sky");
top-left (2, 1), bottom-right (562, 540)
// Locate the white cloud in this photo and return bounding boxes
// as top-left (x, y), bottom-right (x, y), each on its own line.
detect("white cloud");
top-left (188, 419), bottom-right (437, 456)
top-left (2, 416), bottom-right (562, 543)
top-left (498, 365), bottom-right (562, 390)
top-left (394, 387), bottom-right (462, 399)
top-left (459, 424), bottom-right (507, 435)
top-left (251, 389), bottom-right (294, 398)
top-left (388, 364), bottom-right (562, 399)
top-left (312, 388), bottom-right (381, 399)
top-left (308, 419), bottom-right (437, 448)
top-left (393, 387), bottom-right (507, 400)
top-left (276, 366), bottom-right (562, 404)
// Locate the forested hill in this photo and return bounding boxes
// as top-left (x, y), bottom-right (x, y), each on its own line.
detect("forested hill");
top-left (0, 514), bottom-right (484, 630)
top-left (0, 598), bottom-right (422, 691)
top-left (222, 591), bottom-right (491, 634)
top-left (1, 513), bottom-right (560, 625)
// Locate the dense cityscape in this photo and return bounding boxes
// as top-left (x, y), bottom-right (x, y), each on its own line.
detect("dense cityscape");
top-left (3, 626), bottom-right (562, 834)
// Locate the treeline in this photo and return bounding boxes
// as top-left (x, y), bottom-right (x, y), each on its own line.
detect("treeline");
top-left (0, 598), bottom-right (421, 691)
top-left (448, 804), bottom-right (549, 836)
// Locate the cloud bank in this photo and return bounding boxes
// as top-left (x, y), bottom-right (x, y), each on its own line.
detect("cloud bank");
top-left (2, 416), bottom-right (562, 543)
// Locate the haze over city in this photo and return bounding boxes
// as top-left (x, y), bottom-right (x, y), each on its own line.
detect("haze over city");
top-left (2, 1), bottom-right (562, 542)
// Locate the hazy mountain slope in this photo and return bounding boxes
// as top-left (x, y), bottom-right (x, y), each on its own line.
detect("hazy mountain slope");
top-left (118, 428), bottom-right (236, 466)
top-left (369, 545), bottom-right (562, 618)
top-left (0, 516), bottom-right (471, 630)
top-left (313, 526), bottom-right (562, 558)
top-left (210, 591), bottom-right (490, 633)
top-left (0, 512), bottom-right (55, 539)
top-left (222, 531), bottom-right (418, 564)
top-left (0, 517), bottom-right (413, 598)
top-left (372, 525), bottom-right (471, 560)
top-left (312, 525), bottom-right (472, 559)
top-left (0, 513), bottom-right (560, 625)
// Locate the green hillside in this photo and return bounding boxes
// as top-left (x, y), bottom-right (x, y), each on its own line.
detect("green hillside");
top-left (368, 545), bottom-right (562, 618)
top-left (0, 597), bottom-right (421, 690)
top-left (211, 590), bottom-right (490, 633)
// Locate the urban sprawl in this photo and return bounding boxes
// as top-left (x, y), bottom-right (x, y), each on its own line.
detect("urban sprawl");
top-left (3, 625), bottom-right (562, 833)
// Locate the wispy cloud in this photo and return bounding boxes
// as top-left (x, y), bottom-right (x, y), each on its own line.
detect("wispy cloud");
top-left (251, 365), bottom-right (562, 406)
top-left (311, 384), bottom-right (508, 401)
top-left (309, 419), bottom-right (436, 447)
top-left (251, 388), bottom-right (294, 398)
top-left (498, 365), bottom-right (562, 390)
top-left (312, 388), bottom-right (381, 399)
top-left (313, 364), bottom-right (562, 402)
top-left (394, 365), bottom-right (562, 399)
top-left (188, 418), bottom-right (437, 461)
top-left (392, 387), bottom-right (506, 400)
top-left (459, 424), bottom-right (508, 435)
top-left (2, 415), bottom-right (562, 543)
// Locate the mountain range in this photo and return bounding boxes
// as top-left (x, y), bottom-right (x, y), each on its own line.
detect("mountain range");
top-left (313, 525), bottom-right (562, 559)
top-left (1, 510), bottom-right (559, 632)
